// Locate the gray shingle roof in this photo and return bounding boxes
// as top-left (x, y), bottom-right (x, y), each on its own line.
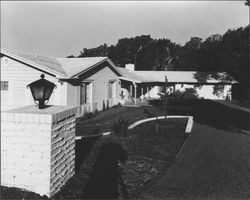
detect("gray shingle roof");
top-left (117, 67), bottom-right (151, 82)
top-left (57, 57), bottom-right (107, 77)
top-left (1, 48), bottom-right (236, 84)
top-left (117, 68), bottom-right (236, 84)
top-left (1, 49), bottom-right (109, 78)
top-left (135, 71), bottom-right (236, 83)
top-left (1, 49), bottom-right (67, 76)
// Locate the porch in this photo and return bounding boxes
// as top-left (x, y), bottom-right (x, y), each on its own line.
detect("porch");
top-left (119, 78), bottom-right (174, 105)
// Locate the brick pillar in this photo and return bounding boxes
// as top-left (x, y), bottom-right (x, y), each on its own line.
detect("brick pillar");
top-left (1, 105), bottom-right (77, 197)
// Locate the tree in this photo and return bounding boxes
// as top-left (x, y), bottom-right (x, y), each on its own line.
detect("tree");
top-left (68, 25), bottom-right (249, 103)
top-left (185, 37), bottom-right (203, 50)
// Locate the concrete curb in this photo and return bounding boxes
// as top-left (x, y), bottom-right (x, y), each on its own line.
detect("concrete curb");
top-left (75, 131), bottom-right (111, 140)
top-left (75, 115), bottom-right (194, 140)
top-left (128, 115), bottom-right (193, 133)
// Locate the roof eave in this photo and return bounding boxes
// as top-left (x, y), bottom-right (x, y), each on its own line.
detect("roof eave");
top-left (119, 77), bottom-right (142, 83)
top-left (1, 49), bottom-right (67, 78)
top-left (70, 57), bottom-right (124, 78)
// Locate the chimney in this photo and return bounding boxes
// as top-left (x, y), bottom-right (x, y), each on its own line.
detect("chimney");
top-left (125, 63), bottom-right (135, 71)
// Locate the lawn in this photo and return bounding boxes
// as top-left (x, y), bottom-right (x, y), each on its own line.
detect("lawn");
top-left (75, 105), bottom-right (170, 136)
top-left (1, 106), bottom-right (189, 199)
top-left (56, 117), bottom-right (188, 199)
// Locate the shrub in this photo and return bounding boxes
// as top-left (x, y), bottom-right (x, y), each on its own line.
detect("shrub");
top-left (113, 102), bottom-right (122, 109)
top-left (84, 112), bottom-right (95, 120)
top-left (106, 99), bottom-right (109, 110)
top-left (102, 100), bottom-right (106, 111)
top-left (111, 117), bottom-right (130, 137)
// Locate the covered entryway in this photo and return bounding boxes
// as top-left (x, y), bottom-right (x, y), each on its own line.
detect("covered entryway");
top-left (119, 77), bottom-right (166, 105)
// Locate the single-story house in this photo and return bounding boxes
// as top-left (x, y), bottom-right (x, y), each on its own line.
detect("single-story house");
top-left (1, 49), bottom-right (237, 112)
top-left (1, 49), bottom-right (124, 112)
top-left (117, 64), bottom-right (237, 104)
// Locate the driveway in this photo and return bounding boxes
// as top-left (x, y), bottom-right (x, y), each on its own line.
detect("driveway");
top-left (137, 123), bottom-right (250, 199)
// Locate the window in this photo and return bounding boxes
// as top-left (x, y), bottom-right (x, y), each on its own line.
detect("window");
top-left (1, 81), bottom-right (8, 91)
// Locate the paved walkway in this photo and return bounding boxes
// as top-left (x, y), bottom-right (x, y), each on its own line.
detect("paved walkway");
top-left (138, 122), bottom-right (250, 200)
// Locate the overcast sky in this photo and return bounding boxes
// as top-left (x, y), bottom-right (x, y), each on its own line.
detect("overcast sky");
top-left (1, 1), bottom-right (249, 57)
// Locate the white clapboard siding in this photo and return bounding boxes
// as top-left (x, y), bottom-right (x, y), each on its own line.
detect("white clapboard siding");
top-left (1, 56), bottom-right (67, 110)
top-left (66, 83), bottom-right (79, 106)
top-left (89, 65), bottom-right (119, 108)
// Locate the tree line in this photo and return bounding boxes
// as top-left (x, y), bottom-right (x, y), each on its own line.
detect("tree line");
top-left (68, 25), bottom-right (249, 102)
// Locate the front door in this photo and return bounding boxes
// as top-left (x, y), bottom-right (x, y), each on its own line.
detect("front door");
top-left (80, 83), bottom-right (87, 104)
top-left (80, 82), bottom-right (92, 104)
top-left (109, 81), bottom-right (115, 99)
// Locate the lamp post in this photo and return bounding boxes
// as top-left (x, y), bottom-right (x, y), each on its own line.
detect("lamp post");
top-left (27, 74), bottom-right (56, 109)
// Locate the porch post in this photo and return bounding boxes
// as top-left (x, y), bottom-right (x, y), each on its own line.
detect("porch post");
top-left (130, 85), bottom-right (133, 98)
top-left (134, 83), bottom-right (137, 104)
top-left (173, 84), bottom-right (176, 93)
top-left (141, 86), bottom-right (144, 102)
top-left (147, 86), bottom-right (149, 98)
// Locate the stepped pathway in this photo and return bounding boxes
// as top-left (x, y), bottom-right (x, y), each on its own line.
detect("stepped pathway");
top-left (137, 122), bottom-right (250, 199)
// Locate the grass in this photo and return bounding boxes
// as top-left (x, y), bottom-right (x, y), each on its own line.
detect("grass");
top-left (1, 116), bottom-right (188, 199)
top-left (58, 117), bottom-right (188, 199)
top-left (75, 105), bottom-right (168, 136)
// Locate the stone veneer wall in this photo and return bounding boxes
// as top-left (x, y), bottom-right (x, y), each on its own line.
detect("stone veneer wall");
top-left (1, 106), bottom-right (77, 197)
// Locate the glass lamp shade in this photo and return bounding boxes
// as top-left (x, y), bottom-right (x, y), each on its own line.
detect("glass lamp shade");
top-left (27, 74), bottom-right (56, 109)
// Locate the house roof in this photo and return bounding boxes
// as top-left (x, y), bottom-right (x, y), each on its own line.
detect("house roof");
top-left (116, 67), bottom-right (150, 83)
top-left (1, 48), bottom-right (123, 78)
top-left (118, 68), bottom-right (237, 84)
top-left (1, 48), bottom-right (66, 77)
top-left (1, 48), bottom-right (237, 84)
top-left (57, 57), bottom-right (108, 77)
top-left (135, 71), bottom-right (237, 83)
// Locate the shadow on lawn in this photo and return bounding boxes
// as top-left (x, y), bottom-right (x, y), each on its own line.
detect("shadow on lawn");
top-left (75, 136), bottom-right (101, 173)
top-left (82, 143), bottom-right (128, 199)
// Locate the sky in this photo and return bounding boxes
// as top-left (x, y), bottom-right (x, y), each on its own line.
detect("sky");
top-left (1, 1), bottom-right (249, 57)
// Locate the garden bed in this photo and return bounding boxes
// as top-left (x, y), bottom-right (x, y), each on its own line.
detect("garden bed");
top-left (1, 118), bottom-right (188, 199)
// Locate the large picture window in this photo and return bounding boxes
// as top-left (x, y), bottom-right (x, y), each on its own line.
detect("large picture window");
top-left (1, 81), bottom-right (8, 91)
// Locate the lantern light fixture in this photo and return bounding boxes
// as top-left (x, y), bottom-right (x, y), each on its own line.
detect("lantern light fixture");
top-left (27, 74), bottom-right (56, 109)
